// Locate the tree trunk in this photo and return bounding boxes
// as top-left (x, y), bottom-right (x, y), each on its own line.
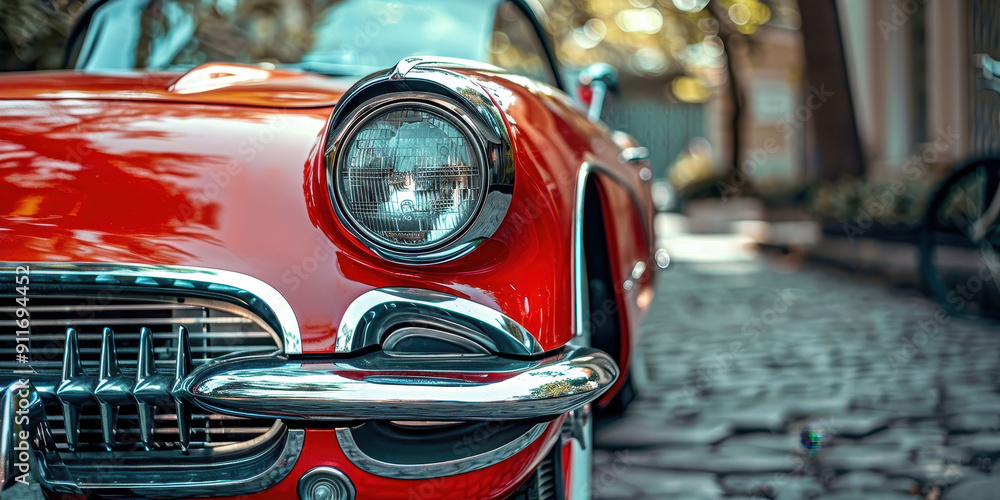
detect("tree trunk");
top-left (707, 1), bottom-right (746, 195)
top-left (797, 0), bottom-right (865, 181)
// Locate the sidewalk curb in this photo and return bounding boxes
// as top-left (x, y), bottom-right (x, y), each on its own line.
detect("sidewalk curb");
top-left (800, 236), bottom-right (923, 289)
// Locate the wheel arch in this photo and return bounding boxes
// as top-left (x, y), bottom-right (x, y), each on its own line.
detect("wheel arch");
top-left (575, 165), bottom-right (638, 409)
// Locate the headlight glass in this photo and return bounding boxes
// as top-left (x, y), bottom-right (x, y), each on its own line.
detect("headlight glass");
top-left (337, 105), bottom-right (485, 250)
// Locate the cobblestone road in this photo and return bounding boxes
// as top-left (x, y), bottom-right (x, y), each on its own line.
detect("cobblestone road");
top-left (593, 256), bottom-right (1000, 499)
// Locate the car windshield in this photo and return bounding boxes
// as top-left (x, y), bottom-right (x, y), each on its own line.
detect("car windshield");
top-left (74, 0), bottom-right (495, 75)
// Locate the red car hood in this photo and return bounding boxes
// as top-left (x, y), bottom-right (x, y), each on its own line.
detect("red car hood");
top-left (0, 66), bottom-right (576, 355)
top-left (0, 63), bottom-right (350, 108)
top-left (0, 67), bottom-right (354, 353)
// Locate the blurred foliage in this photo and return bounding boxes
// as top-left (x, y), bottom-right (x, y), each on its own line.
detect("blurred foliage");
top-left (537, 0), bottom-right (797, 98)
top-left (0, 0), bottom-right (798, 81)
top-left (809, 175), bottom-right (940, 228)
top-left (668, 136), bottom-right (714, 187)
top-left (132, 0), bottom-right (338, 68)
top-left (0, 0), bottom-right (85, 71)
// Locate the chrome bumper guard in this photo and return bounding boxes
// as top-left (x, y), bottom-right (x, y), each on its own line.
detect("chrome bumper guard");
top-left (0, 382), bottom-right (82, 498)
top-left (0, 381), bottom-right (305, 499)
top-left (177, 346), bottom-right (618, 421)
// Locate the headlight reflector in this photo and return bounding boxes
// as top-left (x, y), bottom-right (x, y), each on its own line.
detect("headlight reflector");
top-left (337, 104), bottom-right (485, 251)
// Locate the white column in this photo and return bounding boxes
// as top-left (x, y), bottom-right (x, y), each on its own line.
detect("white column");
top-left (926, 0), bottom-right (969, 162)
top-left (837, 0), bottom-right (876, 157)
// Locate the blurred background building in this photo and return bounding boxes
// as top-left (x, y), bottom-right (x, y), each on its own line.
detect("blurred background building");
top-left (537, 0), bottom-right (808, 201)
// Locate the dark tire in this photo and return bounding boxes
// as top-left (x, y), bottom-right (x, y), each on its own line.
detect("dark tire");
top-left (581, 181), bottom-right (636, 417)
top-left (587, 275), bottom-right (636, 417)
top-left (918, 157), bottom-right (1000, 318)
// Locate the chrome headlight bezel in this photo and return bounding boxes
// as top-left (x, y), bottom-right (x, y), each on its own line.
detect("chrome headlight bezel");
top-left (325, 58), bottom-right (514, 264)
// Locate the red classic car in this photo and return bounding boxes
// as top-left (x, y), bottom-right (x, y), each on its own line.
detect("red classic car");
top-left (0, 0), bottom-right (657, 498)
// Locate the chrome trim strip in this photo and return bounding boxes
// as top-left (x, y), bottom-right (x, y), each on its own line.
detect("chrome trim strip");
top-left (178, 346), bottom-right (618, 421)
top-left (511, 0), bottom-right (566, 91)
top-left (335, 422), bottom-right (549, 479)
top-left (0, 262), bottom-right (302, 354)
top-left (74, 426), bottom-right (305, 498)
top-left (572, 163), bottom-right (593, 339)
top-left (325, 58), bottom-right (515, 264)
top-left (390, 56), bottom-right (505, 80)
top-left (569, 162), bottom-right (595, 498)
top-left (335, 287), bottom-right (543, 355)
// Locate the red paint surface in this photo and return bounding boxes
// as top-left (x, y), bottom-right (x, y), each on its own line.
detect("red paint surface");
top-left (0, 66), bottom-right (652, 497)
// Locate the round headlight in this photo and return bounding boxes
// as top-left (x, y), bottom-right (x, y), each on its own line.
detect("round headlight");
top-left (335, 103), bottom-right (486, 251)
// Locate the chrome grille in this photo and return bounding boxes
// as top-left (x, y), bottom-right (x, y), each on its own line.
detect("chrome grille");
top-left (535, 456), bottom-right (556, 500)
top-left (0, 294), bottom-right (280, 453)
top-left (0, 296), bottom-right (279, 371)
top-left (46, 406), bottom-right (276, 451)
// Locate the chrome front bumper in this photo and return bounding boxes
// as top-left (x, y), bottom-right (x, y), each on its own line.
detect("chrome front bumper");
top-left (177, 346), bottom-right (617, 421)
top-left (170, 286), bottom-right (618, 423)
top-left (0, 343), bottom-right (615, 497)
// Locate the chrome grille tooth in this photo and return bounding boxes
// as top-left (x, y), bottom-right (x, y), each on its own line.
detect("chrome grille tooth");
top-left (174, 325), bottom-right (193, 452)
top-left (135, 401), bottom-right (155, 450)
top-left (175, 401), bottom-right (192, 453)
top-left (59, 404), bottom-right (82, 452)
top-left (136, 327), bottom-right (157, 381)
top-left (98, 328), bottom-right (120, 380)
top-left (61, 327), bottom-right (84, 381)
top-left (175, 325), bottom-right (193, 380)
top-left (96, 405), bottom-right (118, 452)
top-left (54, 328), bottom-right (95, 451)
top-left (93, 328), bottom-right (132, 451)
top-left (133, 327), bottom-right (163, 449)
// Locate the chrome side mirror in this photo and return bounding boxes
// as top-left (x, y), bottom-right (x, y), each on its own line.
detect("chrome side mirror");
top-left (578, 63), bottom-right (619, 122)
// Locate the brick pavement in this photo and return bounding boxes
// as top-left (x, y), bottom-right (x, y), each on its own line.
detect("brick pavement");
top-left (593, 257), bottom-right (1000, 499)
